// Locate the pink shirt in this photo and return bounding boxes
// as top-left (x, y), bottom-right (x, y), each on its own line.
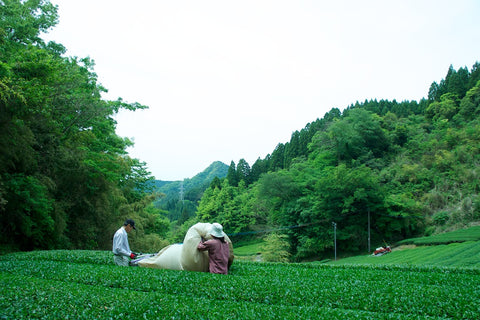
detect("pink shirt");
top-left (197, 238), bottom-right (230, 274)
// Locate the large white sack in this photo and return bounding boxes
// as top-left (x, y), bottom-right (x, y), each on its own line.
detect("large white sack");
top-left (180, 223), bottom-right (211, 272)
top-left (138, 222), bottom-right (234, 272)
top-left (180, 222), bottom-right (234, 272)
top-left (137, 243), bottom-right (183, 270)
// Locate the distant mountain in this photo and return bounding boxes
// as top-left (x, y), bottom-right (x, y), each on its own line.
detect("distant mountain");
top-left (185, 161), bottom-right (229, 185)
top-left (155, 160), bottom-right (227, 185)
top-left (153, 161), bottom-right (229, 221)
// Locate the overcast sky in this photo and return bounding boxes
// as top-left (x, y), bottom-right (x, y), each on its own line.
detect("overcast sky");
top-left (43, 0), bottom-right (480, 181)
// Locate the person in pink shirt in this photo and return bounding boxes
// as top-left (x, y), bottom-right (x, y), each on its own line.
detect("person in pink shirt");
top-left (197, 223), bottom-right (230, 275)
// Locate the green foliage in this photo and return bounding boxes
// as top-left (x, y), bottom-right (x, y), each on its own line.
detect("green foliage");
top-left (426, 93), bottom-right (459, 121)
top-left (0, 250), bottom-right (479, 319)
top-left (236, 158), bottom-right (252, 185)
top-left (2, 174), bottom-right (54, 249)
top-left (196, 179), bottom-right (257, 234)
top-left (1, 0), bottom-right (479, 263)
top-left (233, 241), bottom-right (263, 257)
top-left (286, 164), bottom-right (387, 258)
top-left (457, 80), bottom-right (480, 121)
top-left (333, 240), bottom-right (480, 268)
top-left (226, 160), bottom-right (239, 186)
top-left (0, 0), bottom-right (161, 251)
top-left (315, 108), bottom-right (390, 164)
top-left (260, 233), bottom-right (291, 262)
top-left (397, 226), bottom-right (480, 246)
top-left (0, 0), bottom-right (58, 45)
top-left (152, 161), bottom-right (228, 223)
top-left (194, 62), bottom-right (480, 261)
top-left (428, 65), bottom-right (472, 102)
top-left (432, 211), bottom-right (450, 226)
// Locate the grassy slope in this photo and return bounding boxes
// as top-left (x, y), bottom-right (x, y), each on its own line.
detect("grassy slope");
top-left (233, 225), bottom-right (480, 267)
top-left (233, 242), bottom-right (263, 257)
top-left (397, 225), bottom-right (480, 245)
top-left (328, 241), bottom-right (480, 267)
top-left (328, 226), bottom-right (480, 267)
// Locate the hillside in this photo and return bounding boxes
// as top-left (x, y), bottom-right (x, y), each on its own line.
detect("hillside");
top-left (329, 241), bottom-right (480, 268)
top-left (327, 225), bottom-right (480, 268)
top-left (153, 161), bottom-right (228, 222)
top-left (234, 225), bottom-right (480, 266)
top-left (195, 62), bottom-right (480, 261)
top-left (0, 0), bottom-right (478, 256)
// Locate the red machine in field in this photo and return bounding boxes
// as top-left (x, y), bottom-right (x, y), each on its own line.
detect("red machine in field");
top-left (372, 246), bottom-right (392, 256)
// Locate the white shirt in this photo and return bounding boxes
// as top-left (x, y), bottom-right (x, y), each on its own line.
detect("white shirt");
top-left (112, 227), bottom-right (131, 257)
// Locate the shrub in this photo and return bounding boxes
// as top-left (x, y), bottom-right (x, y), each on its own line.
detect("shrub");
top-left (433, 211), bottom-right (450, 225)
top-left (260, 233), bottom-right (290, 262)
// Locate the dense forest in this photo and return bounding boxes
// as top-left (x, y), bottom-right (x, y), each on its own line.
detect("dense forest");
top-left (152, 161), bottom-right (228, 225)
top-left (193, 62), bottom-right (480, 260)
top-left (1, 1), bottom-right (479, 261)
top-left (0, 0), bottom-right (170, 252)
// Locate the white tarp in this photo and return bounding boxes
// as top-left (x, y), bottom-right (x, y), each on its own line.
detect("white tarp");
top-left (138, 222), bottom-right (234, 271)
top-left (137, 243), bottom-right (184, 270)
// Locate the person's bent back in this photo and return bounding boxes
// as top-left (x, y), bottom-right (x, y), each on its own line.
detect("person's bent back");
top-left (197, 223), bottom-right (230, 274)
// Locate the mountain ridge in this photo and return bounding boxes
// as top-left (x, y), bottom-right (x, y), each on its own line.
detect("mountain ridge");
top-left (152, 160), bottom-right (228, 185)
top-left (152, 161), bottom-right (229, 222)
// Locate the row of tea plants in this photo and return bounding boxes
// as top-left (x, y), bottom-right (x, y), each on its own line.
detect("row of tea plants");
top-left (0, 250), bottom-right (479, 319)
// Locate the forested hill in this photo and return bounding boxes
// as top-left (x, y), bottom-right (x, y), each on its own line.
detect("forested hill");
top-left (195, 62), bottom-right (480, 261)
top-left (151, 161), bottom-right (228, 188)
top-left (0, 1), bottom-right (230, 253)
top-left (152, 161), bottom-right (228, 223)
top-left (1, 1), bottom-right (479, 260)
top-left (0, 1), bottom-right (158, 252)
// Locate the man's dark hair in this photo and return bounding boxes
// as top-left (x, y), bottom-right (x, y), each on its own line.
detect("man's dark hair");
top-left (124, 219), bottom-right (136, 229)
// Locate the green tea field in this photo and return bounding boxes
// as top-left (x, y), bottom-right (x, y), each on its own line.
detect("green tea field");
top-left (1, 247), bottom-right (479, 319)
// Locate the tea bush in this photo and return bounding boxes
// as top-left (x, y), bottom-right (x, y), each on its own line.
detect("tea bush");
top-left (330, 240), bottom-right (480, 268)
top-left (0, 250), bottom-right (479, 319)
top-left (397, 225), bottom-right (480, 245)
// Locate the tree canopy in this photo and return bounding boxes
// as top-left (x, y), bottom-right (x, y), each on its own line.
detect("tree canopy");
top-left (193, 62), bottom-right (480, 261)
top-left (2, 1), bottom-right (479, 261)
top-left (0, 0), bottom-right (163, 251)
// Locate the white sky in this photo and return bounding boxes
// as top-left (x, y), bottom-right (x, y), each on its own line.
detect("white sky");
top-left (43, 0), bottom-right (480, 181)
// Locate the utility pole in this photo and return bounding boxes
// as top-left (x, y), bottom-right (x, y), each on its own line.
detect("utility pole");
top-left (333, 222), bottom-right (337, 261)
top-left (368, 208), bottom-right (371, 253)
top-left (179, 181), bottom-right (184, 203)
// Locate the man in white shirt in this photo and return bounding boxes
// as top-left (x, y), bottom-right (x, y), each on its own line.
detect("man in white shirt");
top-left (112, 219), bottom-right (137, 266)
